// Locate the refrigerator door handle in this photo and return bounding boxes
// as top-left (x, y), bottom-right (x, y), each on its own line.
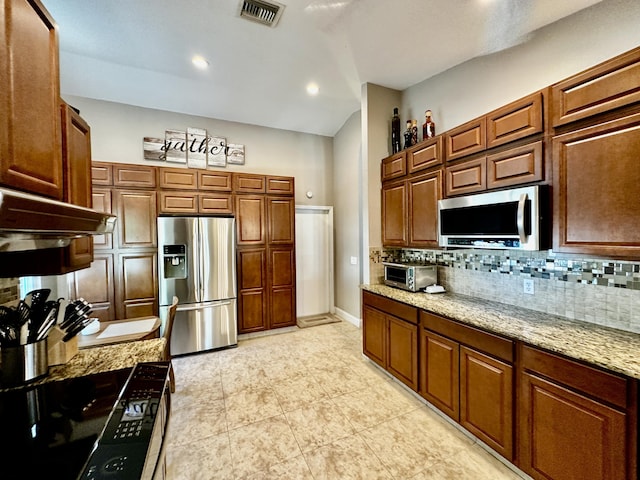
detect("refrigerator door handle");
top-left (176, 301), bottom-right (232, 312)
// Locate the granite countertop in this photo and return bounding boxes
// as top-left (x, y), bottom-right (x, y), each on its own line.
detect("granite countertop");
top-left (362, 284), bottom-right (640, 380)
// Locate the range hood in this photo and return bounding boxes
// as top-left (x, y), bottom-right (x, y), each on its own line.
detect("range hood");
top-left (0, 187), bottom-right (117, 252)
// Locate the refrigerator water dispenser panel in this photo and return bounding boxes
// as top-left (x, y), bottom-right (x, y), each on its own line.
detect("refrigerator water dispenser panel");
top-left (163, 244), bottom-right (187, 279)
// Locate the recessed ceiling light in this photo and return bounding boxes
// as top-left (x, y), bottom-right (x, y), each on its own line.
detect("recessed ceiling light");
top-left (192, 55), bottom-right (209, 70)
top-left (306, 83), bottom-right (319, 96)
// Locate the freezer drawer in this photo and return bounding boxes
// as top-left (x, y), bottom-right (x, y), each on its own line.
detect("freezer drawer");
top-left (160, 299), bottom-right (237, 356)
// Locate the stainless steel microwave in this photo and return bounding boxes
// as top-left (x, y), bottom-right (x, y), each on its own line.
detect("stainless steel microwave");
top-left (383, 262), bottom-right (437, 292)
top-left (438, 185), bottom-right (548, 250)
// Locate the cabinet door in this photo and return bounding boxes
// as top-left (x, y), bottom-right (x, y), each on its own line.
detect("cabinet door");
top-left (445, 118), bottom-right (486, 161)
top-left (382, 181), bottom-right (407, 246)
top-left (408, 170), bottom-right (441, 248)
top-left (420, 329), bottom-right (459, 420)
top-left (158, 191), bottom-right (198, 214)
top-left (92, 188), bottom-right (112, 250)
top-left (266, 176), bottom-right (294, 195)
top-left (114, 189), bottom-right (158, 248)
top-left (407, 137), bottom-right (442, 174)
top-left (115, 251), bottom-right (158, 319)
top-left (552, 112), bottom-right (640, 257)
top-left (268, 196), bottom-right (295, 244)
top-left (198, 170), bottom-right (232, 191)
top-left (236, 195), bottom-right (266, 245)
top-left (237, 248), bottom-right (267, 333)
top-left (445, 157), bottom-right (486, 196)
top-left (233, 173), bottom-right (266, 193)
top-left (91, 162), bottom-right (113, 185)
top-left (362, 306), bottom-right (386, 368)
top-left (387, 316), bottom-right (418, 390)
top-left (69, 253), bottom-right (115, 323)
top-left (199, 193), bottom-right (233, 214)
top-left (113, 164), bottom-right (157, 188)
top-left (61, 104), bottom-right (93, 268)
top-left (519, 372), bottom-right (627, 480)
top-left (381, 151), bottom-right (406, 181)
top-left (268, 247), bottom-right (295, 328)
top-left (487, 92), bottom-right (543, 148)
top-left (487, 140), bottom-right (543, 190)
top-left (460, 346), bottom-right (513, 460)
top-left (159, 167), bottom-right (197, 190)
top-left (0, 0), bottom-right (62, 199)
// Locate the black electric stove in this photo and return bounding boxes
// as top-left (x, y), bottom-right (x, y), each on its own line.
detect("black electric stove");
top-left (0, 363), bottom-right (171, 480)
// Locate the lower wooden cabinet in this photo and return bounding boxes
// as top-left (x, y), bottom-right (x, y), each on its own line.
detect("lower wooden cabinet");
top-left (268, 247), bottom-right (296, 328)
top-left (362, 292), bottom-right (418, 390)
top-left (419, 329), bottom-right (459, 419)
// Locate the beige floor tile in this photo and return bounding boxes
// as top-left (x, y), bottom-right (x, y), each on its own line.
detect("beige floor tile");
top-left (285, 398), bottom-right (356, 452)
top-left (167, 393), bottom-right (227, 445)
top-left (303, 434), bottom-right (393, 480)
top-left (165, 431), bottom-right (233, 480)
top-left (271, 374), bottom-right (328, 412)
top-left (221, 364), bottom-right (272, 397)
top-left (225, 387), bottom-right (283, 429)
top-left (228, 414), bottom-right (302, 478)
top-left (245, 455), bottom-right (314, 480)
top-left (310, 363), bottom-right (372, 397)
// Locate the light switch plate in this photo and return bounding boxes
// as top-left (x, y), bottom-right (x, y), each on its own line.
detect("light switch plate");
top-left (350, 256), bottom-right (358, 265)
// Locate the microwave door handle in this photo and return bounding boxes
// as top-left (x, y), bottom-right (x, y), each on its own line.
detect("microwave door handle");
top-left (517, 193), bottom-right (528, 244)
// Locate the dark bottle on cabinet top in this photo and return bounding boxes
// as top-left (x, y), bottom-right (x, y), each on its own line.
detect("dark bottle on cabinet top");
top-left (423, 110), bottom-right (435, 140)
top-left (391, 108), bottom-right (401, 153)
top-left (403, 120), bottom-right (413, 150)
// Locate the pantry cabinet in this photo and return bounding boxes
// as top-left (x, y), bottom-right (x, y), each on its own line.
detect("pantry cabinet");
top-left (237, 248), bottom-right (267, 332)
top-left (0, 0), bottom-right (62, 199)
top-left (268, 246), bottom-right (296, 328)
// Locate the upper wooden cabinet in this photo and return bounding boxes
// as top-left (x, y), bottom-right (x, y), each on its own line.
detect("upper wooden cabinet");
top-left (445, 157), bottom-right (486, 196)
top-left (445, 118), bottom-right (486, 161)
top-left (267, 196), bottom-right (295, 244)
top-left (407, 137), bottom-right (443, 174)
top-left (381, 180), bottom-right (407, 246)
top-left (0, 0), bottom-right (62, 199)
top-left (92, 162), bottom-right (113, 185)
top-left (113, 164), bottom-right (157, 188)
top-left (381, 151), bottom-right (406, 182)
top-left (236, 195), bottom-right (266, 245)
top-left (266, 175), bottom-right (294, 195)
top-left (552, 46), bottom-right (640, 127)
top-left (233, 173), bottom-right (266, 193)
top-left (487, 92), bottom-right (544, 148)
top-left (198, 170), bottom-right (232, 191)
top-left (159, 167), bottom-right (197, 190)
top-left (408, 170), bottom-right (441, 248)
top-left (114, 189), bottom-right (157, 248)
top-left (92, 187), bottom-right (112, 250)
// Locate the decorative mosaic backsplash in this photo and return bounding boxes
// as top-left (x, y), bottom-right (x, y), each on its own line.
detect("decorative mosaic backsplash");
top-left (0, 278), bottom-right (19, 305)
top-left (370, 248), bottom-right (640, 334)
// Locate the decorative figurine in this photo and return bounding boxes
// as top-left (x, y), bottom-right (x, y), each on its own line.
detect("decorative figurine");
top-left (423, 110), bottom-right (436, 140)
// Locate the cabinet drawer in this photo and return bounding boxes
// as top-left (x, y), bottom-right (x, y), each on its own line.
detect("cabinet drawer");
top-left (408, 137), bottom-right (443, 174)
top-left (520, 344), bottom-right (629, 409)
top-left (113, 164), bottom-right (157, 188)
top-left (420, 311), bottom-right (514, 363)
top-left (91, 162), bottom-right (113, 185)
top-left (266, 176), bottom-right (294, 195)
top-left (486, 141), bottom-right (543, 189)
top-left (233, 173), bottom-right (266, 193)
top-left (159, 167), bottom-right (197, 190)
top-left (199, 193), bottom-right (233, 214)
top-left (444, 157), bottom-right (486, 196)
top-left (158, 191), bottom-right (198, 213)
top-left (362, 291), bottom-right (418, 324)
top-left (381, 152), bottom-right (406, 181)
top-left (487, 92), bottom-right (543, 148)
top-left (445, 118), bottom-right (486, 161)
top-left (198, 171), bottom-right (232, 191)
top-left (552, 46), bottom-right (640, 127)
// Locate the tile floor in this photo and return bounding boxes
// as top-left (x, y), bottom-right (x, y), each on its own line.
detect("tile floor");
top-left (166, 320), bottom-right (526, 479)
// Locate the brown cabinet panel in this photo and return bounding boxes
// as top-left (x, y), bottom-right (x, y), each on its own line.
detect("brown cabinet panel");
top-left (233, 173), bottom-right (266, 193)
top-left (269, 247), bottom-right (294, 288)
top-left (158, 191), bottom-right (198, 214)
top-left (408, 170), bottom-right (441, 248)
top-left (114, 189), bottom-right (157, 248)
top-left (552, 46), bottom-right (640, 127)
top-left (237, 247), bottom-right (267, 333)
top-left (266, 176), bottom-right (294, 195)
top-left (69, 253), bottom-right (115, 323)
top-left (362, 291), bottom-right (418, 325)
top-left (388, 316), bottom-right (418, 390)
top-left (519, 372), bottom-right (627, 480)
top-left (552, 112), bottom-right (640, 257)
top-left (268, 197), bottom-right (295, 244)
top-left (238, 290), bottom-right (267, 332)
top-left (92, 187), bottom-right (112, 250)
top-left (199, 193), bottom-right (233, 214)
top-left (270, 287), bottom-right (295, 328)
top-left (115, 251), bottom-right (157, 319)
top-left (381, 151), bottom-right (406, 181)
top-left (268, 247), bottom-right (295, 328)
top-left (236, 195), bottom-right (266, 245)
top-left (91, 162), bottom-right (113, 185)
top-left (407, 137), bottom-right (443, 174)
top-left (487, 141), bottom-right (543, 190)
top-left (363, 305), bottom-right (387, 368)
top-left (198, 170), bottom-right (232, 191)
top-left (159, 167), bottom-right (197, 190)
top-left (445, 157), bottom-right (487, 196)
top-left (460, 346), bottom-right (513, 460)
top-left (238, 248), bottom-right (266, 290)
top-left (420, 329), bottom-right (460, 420)
top-left (113, 164), bottom-right (157, 188)
top-left (445, 118), bottom-right (486, 161)
top-left (382, 181), bottom-right (407, 246)
top-left (487, 92), bottom-right (543, 148)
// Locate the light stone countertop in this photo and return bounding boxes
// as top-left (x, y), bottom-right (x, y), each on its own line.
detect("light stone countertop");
top-left (362, 284), bottom-right (640, 380)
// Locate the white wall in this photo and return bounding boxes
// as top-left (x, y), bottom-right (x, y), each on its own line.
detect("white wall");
top-left (63, 95), bottom-right (334, 207)
top-left (402, 0), bottom-right (640, 133)
top-left (332, 111), bottom-right (362, 319)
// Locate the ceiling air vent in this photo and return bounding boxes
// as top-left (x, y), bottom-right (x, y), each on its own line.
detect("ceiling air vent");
top-left (239, 0), bottom-right (285, 27)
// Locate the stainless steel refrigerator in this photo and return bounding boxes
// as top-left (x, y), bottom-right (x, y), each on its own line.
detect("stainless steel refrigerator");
top-left (157, 216), bottom-right (237, 355)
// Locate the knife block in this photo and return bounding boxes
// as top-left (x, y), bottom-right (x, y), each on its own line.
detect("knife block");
top-left (47, 326), bottom-right (78, 366)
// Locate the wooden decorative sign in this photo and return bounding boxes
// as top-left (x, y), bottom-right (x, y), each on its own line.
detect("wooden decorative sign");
top-left (143, 137), bottom-right (165, 161)
top-left (208, 137), bottom-right (227, 167)
top-left (227, 144), bottom-right (245, 165)
top-left (165, 130), bottom-right (187, 163)
top-left (186, 127), bottom-right (208, 169)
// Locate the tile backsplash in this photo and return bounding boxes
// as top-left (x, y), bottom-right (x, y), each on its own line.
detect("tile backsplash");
top-left (370, 248), bottom-right (640, 334)
top-left (0, 278), bottom-right (19, 305)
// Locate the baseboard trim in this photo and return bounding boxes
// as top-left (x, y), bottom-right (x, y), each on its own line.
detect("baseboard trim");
top-left (334, 307), bottom-right (360, 328)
